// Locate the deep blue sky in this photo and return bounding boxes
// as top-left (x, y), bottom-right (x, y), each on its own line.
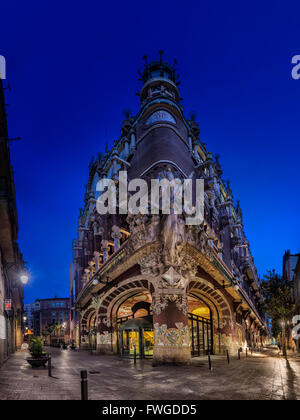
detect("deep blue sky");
top-left (1, 1), bottom-right (299, 303)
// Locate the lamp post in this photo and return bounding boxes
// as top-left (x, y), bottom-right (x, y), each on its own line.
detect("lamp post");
top-left (281, 320), bottom-right (287, 357)
top-left (20, 272), bottom-right (29, 345)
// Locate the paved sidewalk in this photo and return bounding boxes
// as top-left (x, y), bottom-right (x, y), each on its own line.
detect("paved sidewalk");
top-left (0, 347), bottom-right (299, 400)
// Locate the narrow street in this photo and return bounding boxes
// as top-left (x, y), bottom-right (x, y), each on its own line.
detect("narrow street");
top-left (0, 348), bottom-right (299, 400)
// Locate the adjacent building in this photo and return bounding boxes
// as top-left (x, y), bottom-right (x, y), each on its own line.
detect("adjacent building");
top-left (282, 250), bottom-right (300, 351)
top-left (283, 250), bottom-right (300, 283)
top-left (36, 297), bottom-right (70, 345)
top-left (292, 255), bottom-right (300, 352)
top-left (0, 78), bottom-right (26, 366)
top-left (71, 56), bottom-right (268, 364)
top-left (23, 301), bottom-right (40, 338)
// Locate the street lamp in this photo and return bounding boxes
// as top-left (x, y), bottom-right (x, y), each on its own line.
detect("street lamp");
top-left (280, 320), bottom-right (287, 357)
top-left (20, 273), bottom-right (29, 284)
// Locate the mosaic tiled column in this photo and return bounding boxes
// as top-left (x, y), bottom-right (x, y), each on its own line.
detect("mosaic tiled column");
top-left (152, 287), bottom-right (190, 366)
top-left (96, 309), bottom-right (113, 354)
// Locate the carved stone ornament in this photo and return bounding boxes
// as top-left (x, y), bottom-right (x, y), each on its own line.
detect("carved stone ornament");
top-left (175, 295), bottom-right (188, 315)
top-left (91, 295), bottom-right (101, 310)
top-left (152, 293), bottom-right (188, 315)
top-left (178, 253), bottom-right (198, 279)
top-left (139, 252), bottom-right (162, 276)
top-left (98, 315), bottom-right (111, 328)
top-left (152, 296), bottom-right (168, 315)
top-left (161, 267), bottom-right (182, 288)
top-left (195, 229), bottom-right (214, 262)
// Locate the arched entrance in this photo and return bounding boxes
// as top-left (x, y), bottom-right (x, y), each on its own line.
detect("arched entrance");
top-left (188, 295), bottom-right (213, 356)
top-left (116, 291), bottom-right (154, 358)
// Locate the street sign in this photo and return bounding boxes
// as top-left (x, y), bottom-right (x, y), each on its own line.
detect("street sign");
top-left (4, 299), bottom-right (12, 311)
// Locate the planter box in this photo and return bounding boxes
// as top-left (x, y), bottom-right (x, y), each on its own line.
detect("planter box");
top-left (26, 356), bottom-right (49, 368)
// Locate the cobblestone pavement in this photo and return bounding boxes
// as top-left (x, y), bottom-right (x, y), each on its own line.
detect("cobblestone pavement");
top-left (0, 347), bottom-right (299, 400)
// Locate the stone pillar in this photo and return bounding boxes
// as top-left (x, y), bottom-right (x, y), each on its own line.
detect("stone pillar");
top-left (113, 158), bottom-right (118, 177)
top-left (96, 310), bottom-right (113, 354)
top-left (152, 277), bottom-right (190, 365)
top-left (188, 133), bottom-right (193, 153)
top-left (111, 225), bottom-right (121, 252)
top-left (193, 141), bottom-right (200, 161)
top-left (123, 138), bottom-right (129, 158)
top-left (101, 239), bottom-right (108, 262)
top-left (84, 268), bottom-right (91, 283)
top-left (79, 317), bottom-right (89, 350)
top-left (93, 251), bottom-right (100, 271)
top-left (129, 130), bottom-right (136, 153)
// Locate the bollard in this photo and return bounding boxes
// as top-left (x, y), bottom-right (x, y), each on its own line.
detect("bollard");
top-left (208, 352), bottom-right (212, 370)
top-left (226, 350), bottom-right (230, 364)
top-left (81, 370), bottom-right (88, 400)
top-left (238, 348), bottom-right (241, 360)
top-left (48, 354), bottom-right (52, 377)
top-left (246, 348), bottom-right (248, 358)
top-left (134, 345), bottom-right (137, 365)
top-left (251, 347), bottom-right (253, 355)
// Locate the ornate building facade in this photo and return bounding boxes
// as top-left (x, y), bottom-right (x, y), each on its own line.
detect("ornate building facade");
top-left (72, 56), bottom-right (268, 365)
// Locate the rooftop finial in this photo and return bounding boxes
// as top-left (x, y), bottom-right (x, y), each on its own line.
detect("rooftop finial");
top-left (158, 49), bottom-right (164, 64)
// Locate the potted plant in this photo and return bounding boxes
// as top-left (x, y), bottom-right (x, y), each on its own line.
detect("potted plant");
top-left (70, 340), bottom-right (76, 350)
top-left (27, 336), bottom-right (49, 368)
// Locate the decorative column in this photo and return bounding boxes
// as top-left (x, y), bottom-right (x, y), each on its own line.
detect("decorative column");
top-left (79, 313), bottom-right (89, 349)
top-left (193, 140), bottom-right (200, 161)
top-left (123, 137), bottom-right (129, 158)
top-left (152, 267), bottom-right (190, 365)
top-left (188, 131), bottom-right (193, 153)
top-left (84, 268), bottom-right (90, 283)
top-left (129, 129), bottom-right (136, 153)
top-left (111, 225), bottom-right (121, 252)
top-left (96, 300), bottom-right (113, 354)
top-left (101, 239), bottom-right (108, 263)
top-left (93, 251), bottom-right (100, 271)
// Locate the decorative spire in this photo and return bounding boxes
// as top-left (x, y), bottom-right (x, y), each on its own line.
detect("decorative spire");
top-left (138, 51), bottom-right (180, 86)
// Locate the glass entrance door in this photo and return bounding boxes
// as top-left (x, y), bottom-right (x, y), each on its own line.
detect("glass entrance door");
top-left (119, 328), bottom-right (154, 358)
top-left (143, 329), bottom-right (154, 358)
top-left (120, 330), bottom-right (140, 357)
top-left (128, 331), bottom-right (139, 357)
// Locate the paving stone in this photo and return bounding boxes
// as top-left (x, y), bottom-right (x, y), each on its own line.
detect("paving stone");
top-left (0, 348), bottom-right (299, 400)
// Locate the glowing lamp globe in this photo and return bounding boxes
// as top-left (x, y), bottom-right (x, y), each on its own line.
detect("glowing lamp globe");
top-left (20, 274), bottom-right (29, 284)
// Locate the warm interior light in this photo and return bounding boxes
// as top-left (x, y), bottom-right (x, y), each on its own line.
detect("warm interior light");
top-left (192, 307), bottom-right (210, 318)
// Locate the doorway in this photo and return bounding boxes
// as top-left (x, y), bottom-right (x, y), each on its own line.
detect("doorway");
top-left (118, 317), bottom-right (153, 359)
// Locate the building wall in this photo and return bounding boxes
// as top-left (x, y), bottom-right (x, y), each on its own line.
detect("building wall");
top-left (38, 298), bottom-right (70, 344)
top-left (0, 78), bottom-right (25, 366)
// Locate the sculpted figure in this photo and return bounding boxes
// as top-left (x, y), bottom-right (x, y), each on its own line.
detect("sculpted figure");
top-left (161, 213), bottom-right (185, 266)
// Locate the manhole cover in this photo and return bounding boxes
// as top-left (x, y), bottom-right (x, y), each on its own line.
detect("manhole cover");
top-left (89, 370), bottom-right (100, 374)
